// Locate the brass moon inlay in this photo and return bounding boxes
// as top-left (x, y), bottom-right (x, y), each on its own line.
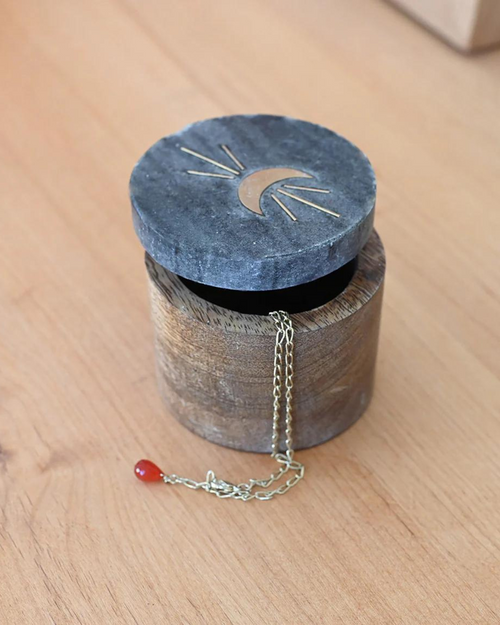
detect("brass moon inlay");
top-left (238, 168), bottom-right (312, 216)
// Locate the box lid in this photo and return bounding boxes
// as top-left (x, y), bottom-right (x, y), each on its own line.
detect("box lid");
top-left (130, 114), bottom-right (376, 291)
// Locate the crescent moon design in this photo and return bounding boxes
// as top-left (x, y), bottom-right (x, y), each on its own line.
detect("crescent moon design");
top-left (237, 168), bottom-right (312, 216)
top-left (181, 145), bottom-right (337, 221)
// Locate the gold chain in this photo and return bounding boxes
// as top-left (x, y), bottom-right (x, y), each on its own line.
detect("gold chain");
top-left (161, 311), bottom-right (305, 501)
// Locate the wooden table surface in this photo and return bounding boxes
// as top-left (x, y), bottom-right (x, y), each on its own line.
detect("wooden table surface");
top-left (1, 1), bottom-right (499, 623)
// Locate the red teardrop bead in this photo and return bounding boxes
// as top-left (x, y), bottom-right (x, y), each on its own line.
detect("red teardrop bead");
top-left (134, 459), bottom-right (164, 482)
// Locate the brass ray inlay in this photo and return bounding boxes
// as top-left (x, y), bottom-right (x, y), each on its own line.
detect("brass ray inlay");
top-left (181, 142), bottom-right (337, 220)
top-left (238, 168), bottom-right (312, 216)
top-left (187, 170), bottom-right (235, 179)
top-left (283, 184), bottom-right (330, 194)
top-left (180, 146), bottom-right (240, 175)
top-left (271, 193), bottom-right (297, 222)
top-left (220, 144), bottom-right (245, 171)
top-left (277, 188), bottom-right (340, 218)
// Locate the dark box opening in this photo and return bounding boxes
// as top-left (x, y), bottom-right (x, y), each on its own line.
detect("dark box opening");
top-left (180, 257), bottom-right (357, 315)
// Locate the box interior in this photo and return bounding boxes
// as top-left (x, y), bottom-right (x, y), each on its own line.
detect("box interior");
top-left (179, 257), bottom-right (358, 315)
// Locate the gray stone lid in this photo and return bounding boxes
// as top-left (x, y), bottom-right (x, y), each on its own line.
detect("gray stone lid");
top-left (130, 115), bottom-right (376, 291)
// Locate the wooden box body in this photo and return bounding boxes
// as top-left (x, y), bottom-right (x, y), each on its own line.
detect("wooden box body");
top-left (146, 231), bottom-right (385, 453)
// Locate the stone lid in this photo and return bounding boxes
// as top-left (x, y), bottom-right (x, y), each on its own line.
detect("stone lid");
top-left (130, 115), bottom-right (376, 291)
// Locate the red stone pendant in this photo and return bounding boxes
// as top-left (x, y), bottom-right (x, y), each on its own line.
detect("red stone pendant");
top-left (134, 459), bottom-right (164, 482)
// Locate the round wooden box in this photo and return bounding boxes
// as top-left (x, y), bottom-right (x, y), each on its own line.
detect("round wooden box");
top-left (130, 115), bottom-right (385, 453)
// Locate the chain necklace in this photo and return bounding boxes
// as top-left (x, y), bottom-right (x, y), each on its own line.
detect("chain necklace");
top-left (134, 310), bottom-right (305, 501)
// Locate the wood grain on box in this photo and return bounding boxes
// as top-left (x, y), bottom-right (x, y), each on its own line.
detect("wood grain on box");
top-left (146, 231), bottom-right (385, 453)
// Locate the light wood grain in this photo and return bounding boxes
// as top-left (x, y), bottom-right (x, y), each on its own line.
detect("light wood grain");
top-left (0, 1), bottom-right (499, 623)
